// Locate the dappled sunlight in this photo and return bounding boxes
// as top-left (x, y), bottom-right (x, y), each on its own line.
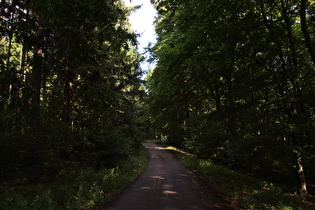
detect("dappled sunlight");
top-left (144, 143), bottom-right (167, 151)
top-left (166, 146), bottom-right (194, 156)
top-left (199, 160), bottom-right (213, 167)
top-left (163, 190), bottom-right (178, 195)
top-left (153, 146), bottom-right (167, 150)
top-left (149, 175), bottom-right (165, 180)
top-left (107, 141), bottom-right (210, 209)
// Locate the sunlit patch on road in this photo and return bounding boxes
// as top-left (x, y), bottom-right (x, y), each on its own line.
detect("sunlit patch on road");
top-left (150, 175), bottom-right (166, 180)
top-left (108, 142), bottom-right (208, 209)
top-left (163, 190), bottom-right (178, 195)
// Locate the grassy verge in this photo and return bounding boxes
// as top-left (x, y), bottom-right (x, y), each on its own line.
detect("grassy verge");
top-left (164, 145), bottom-right (315, 209)
top-left (0, 145), bottom-right (148, 210)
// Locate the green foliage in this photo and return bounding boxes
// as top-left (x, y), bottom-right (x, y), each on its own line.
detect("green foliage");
top-left (166, 145), bottom-right (314, 209)
top-left (0, 0), bottom-right (148, 207)
top-left (0, 0), bottom-right (144, 170)
top-left (148, 0), bottom-right (315, 196)
top-left (0, 145), bottom-right (148, 209)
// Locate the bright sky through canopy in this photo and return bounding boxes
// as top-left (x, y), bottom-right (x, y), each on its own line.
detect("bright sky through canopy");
top-left (124, 0), bottom-right (157, 52)
top-left (124, 0), bottom-right (157, 74)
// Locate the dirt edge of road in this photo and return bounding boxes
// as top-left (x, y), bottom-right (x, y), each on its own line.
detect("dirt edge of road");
top-left (91, 147), bottom-right (150, 210)
top-left (167, 149), bottom-right (239, 209)
top-left (93, 142), bottom-right (239, 209)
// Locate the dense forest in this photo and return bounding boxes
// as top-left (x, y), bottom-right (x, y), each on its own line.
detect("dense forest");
top-left (1, 0), bottom-right (146, 190)
top-left (1, 0), bottom-right (315, 208)
top-left (148, 0), bottom-right (315, 197)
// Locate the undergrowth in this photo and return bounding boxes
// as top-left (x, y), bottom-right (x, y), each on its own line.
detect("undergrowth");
top-left (165, 145), bottom-right (315, 210)
top-left (0, 145), bottom-right (148, 210)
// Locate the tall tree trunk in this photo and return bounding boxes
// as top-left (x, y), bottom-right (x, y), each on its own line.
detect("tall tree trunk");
top-left (63, 67), bottom-right (74, 140)
top-left (29, 46), bottom-right (42, 131)
top-left (209, 80), bottom-right (221, 112)
top-left (296, 152), bottom-right (308, 197)
top-left (6, 31), bottom-right (13, 105)
top-left (290, 127), bottom-right (308, 196)
top-left (280, 0), bottom-right (298, 71)
top-left (300, 0), bottom-right (315, 65)
top-left (280, 0), bottom-right (309, 196)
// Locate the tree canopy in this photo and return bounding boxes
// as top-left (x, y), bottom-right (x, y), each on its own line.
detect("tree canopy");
top-left (148, 0), bottom-right (315, 196)
top-left (2, 0), bottom-right (315, 206)
top-left (0, 0), bottom-right (144, 181)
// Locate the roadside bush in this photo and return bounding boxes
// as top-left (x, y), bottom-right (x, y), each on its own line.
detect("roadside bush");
top-left (0, 145), bottom-right (148, 209)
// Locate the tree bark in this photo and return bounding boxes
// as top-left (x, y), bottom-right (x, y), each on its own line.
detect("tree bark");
top-left (281, 0), bottom-right (298, 71)
top-left (296, 153), bottom-right (308, 197)
top-left (6, 31), bottom-right (13, 105)
top-left (29, 46), bottom-right (43, 131)
top-left (300, 0), bottom-right (315, 65)
top-left (63, 68), bottom-right (74, 138)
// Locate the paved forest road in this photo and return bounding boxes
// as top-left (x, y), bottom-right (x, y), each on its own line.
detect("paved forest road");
top-left (107, 142), bottom-right (212, 210)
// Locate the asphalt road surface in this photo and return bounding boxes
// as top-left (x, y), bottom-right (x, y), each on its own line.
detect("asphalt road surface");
top-left (107, 142), bottom-right (211, 210)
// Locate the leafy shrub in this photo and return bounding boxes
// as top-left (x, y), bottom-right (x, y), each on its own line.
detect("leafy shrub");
top-left (0, 145), bottom-right (148, 209)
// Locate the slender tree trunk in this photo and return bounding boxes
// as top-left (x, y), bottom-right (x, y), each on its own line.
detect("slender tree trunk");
top-left (279, 1), bottom-right (309, 196)
top-left (280, 0), bottom-right (298, 71)
top-left (300, 0), bottom-right (315, 65)
top-left (209, 80), bottom-right (221, 112)
top-left (260, 2), bottom-right (288, 89)
top-left (296, 153), bottom-right (308, 197)
top-left (6, 31), bottom-right (13, 105)
top-left (63, 67), bottom-right (74, 140)
top-left (289, 127), bottom-right (309, 196)
top-left (292, 99), bottom-right (309, 197)
top-left (29, 46), bottom-right (42, 131)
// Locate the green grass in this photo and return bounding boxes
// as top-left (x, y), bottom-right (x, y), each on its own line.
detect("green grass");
top-left (165, 145), bottom-right (315, 210)
top-left (0, 145), bottom-right (148, 210)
